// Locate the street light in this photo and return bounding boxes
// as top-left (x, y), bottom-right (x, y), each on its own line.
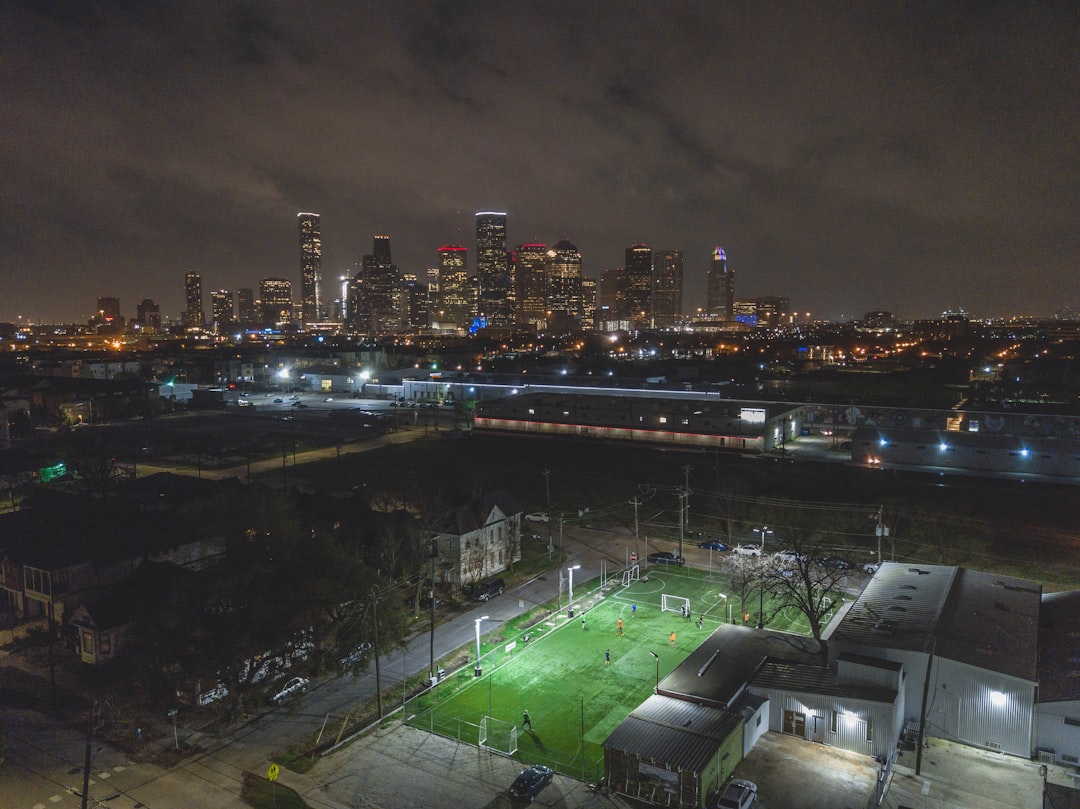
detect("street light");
top-left (717, 591), bottom-right (730, 625)
top-left (474, 615), bottom-right (489, 677)
top-left (753, 525), bottom-right (773, 550)
top-left (649, 651), bottom-right (660, 693)
top-left (567, 564), bottom-right (581, 618)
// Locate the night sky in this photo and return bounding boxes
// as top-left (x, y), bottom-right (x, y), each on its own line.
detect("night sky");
top-left (3, 1), bottom-right (1078, 324)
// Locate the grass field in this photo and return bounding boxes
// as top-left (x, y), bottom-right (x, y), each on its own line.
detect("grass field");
top-left (406, 564), bottom-right (826, 780)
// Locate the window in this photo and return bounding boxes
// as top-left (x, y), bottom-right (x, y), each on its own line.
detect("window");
top-left (99, 633), bottom-right (111, 657)
top-left (831, 711), bottom-right (838, 733)
top-left (659, 416), bottom-right (667, 424)
top-left (756, 714), bottom-right (762, 727)
top-left (82, 630), bottom-right (94, 654)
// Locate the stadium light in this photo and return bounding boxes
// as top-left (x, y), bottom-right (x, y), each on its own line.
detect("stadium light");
top-left (649, 651), bottom-right (660, 693)
top-left (567, 564), bottom-right (581, 617)
top-left (474, 615), bottom-right (489, 677)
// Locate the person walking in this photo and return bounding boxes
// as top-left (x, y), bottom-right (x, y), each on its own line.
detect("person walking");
top-left (670, 630), bottom-right (676, 648)
top-left (631, 603), bottom-right (637, 617)
top-left (522, 709), bottom-right (532, 730)
top-left (617, 618), bottom-right (623, 635)
top-left (605, 649), bottom-right (611, 666)
top-left (697, 615), bottom-right (703, 630)
top-left (581, 616), bottom-right (586, 630)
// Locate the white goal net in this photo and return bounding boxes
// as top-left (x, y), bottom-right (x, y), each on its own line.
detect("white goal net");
top-left (661, 594), bottom-right (691, 615)
top-left (479, 715), bottom-right (519, 756)
top-left (622, 564), bottom-right (640, 587)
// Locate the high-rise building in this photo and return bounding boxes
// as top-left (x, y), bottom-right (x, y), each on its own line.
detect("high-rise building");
top-left (476, 212), bottom-right (510, 326)
top-left (651, 249), bottom-right (683, 328)
top-left (624, 244), bottom-right (653, 329)
top-left (580, 277), bottom-right (597, 331)
top-left (546, 240), bottom-right (583, 327)
top-left (259, 278), bottom-right (293, 326)
top-left (599, 267), bottom-right (627, 330)
top-left (298, 212), bottom-right (322, 325)
top-left (96, 296), bottom-right (121, 324)
top-left (706, 246), bottom-right (733, 320)
top-left (211, 290), bottom-right (235, 333)
top-left (349, 235), bottom-right (401, 334)
top-left (137, 298), bottom-right (161, 330)
top-left (237, 288), bottom-right (256, 327)
top-left (513, 243), bottom-right (548, 329)
top-left (437, 245), bottom-right (470, 328)
top-left (403, 276), bottom-right (430, 330)
top-left (185, 271), bottom-right (204, 328)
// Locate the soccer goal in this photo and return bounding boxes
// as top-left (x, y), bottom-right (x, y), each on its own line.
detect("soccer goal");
top-left (661, 594), bottom-right (691, 615)
top-left (479, 715), bottom-right (519, 756)
top-left (622, 563), bottom-right (640, 587)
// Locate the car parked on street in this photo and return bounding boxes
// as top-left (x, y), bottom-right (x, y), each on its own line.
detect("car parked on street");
top-left (863, 561), bottom-right (882, 574)
top-left (509, 764), bottom-right (553, 802)
top-left (473, 578), bottom-right (505, 601)
top-left (524, 512), bottom-right (550, 523)
top-left (269, 676), bottom-right (309, 703)
top-left (820, 556), bottom-right (853, 570)
top-left (699, 540), bottom-right (729, 551)
top-left (733, 545), bottom-right (763, 557)
top-left (714, 778), bottom-right (757, 809)
top-left (647, 551), bottom-right (685, 565)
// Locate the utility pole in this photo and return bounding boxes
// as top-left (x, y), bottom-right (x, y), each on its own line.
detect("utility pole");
top-left (80, 701), bottom-right (95, 809)
top-left (371, 586), bottom-right (382, 719)
top-left (681, 465), bottom-right (692, 530)
top-left (429, 539), bottom-right (437, 680)
top-left (629, 497), bottom-right (641, 542)
top-left (677, 488), bottom-right (686, 561)
top-left (542, 469), bottom-right (551, 512)
top-left (875, 505), bottom-right (889, 564)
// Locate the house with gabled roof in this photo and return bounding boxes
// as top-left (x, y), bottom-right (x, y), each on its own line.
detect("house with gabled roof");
top-left (433, 491), bottom-right (522, 588)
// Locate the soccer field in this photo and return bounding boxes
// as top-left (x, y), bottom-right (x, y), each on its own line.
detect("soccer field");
top-left (406, 565), bottom-right (827, 779)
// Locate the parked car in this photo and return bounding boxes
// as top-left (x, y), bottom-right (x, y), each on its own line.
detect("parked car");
top-left (699, 540), bottom-right (729, 551)
top-left (340, 642), bottom-right (372, 668)
top-left (473, 578), bottom-right (505, 601)
top-left (524, 512), bottom-right (550, 523)
top-left (509, 764), bottom-right (553, 802)
top-left (270, 676), bottom-right (309, 703)
top-left (863, 561), bottom-right (882, 575)
top-left (714, 778), bottom-right (757, 809)
top-left (418, 596), bottom-right (442, 610)
top-left (774, 550), bottom-right (804, 566)
top-left (647, 551), bottom-right (685, 565)
top-left (273, 398), bottom-right (284, 404)
top-left (733, 545), bottom-right (763, 557)
top-left (820, 556), bottom-right (853, 570)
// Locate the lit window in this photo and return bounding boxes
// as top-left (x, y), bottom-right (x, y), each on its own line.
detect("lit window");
top-left (659, 417), bottom-right (667, 424)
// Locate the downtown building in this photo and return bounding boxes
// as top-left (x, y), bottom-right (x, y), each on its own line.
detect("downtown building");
top-left (651, 249), bottom-right (683, 328)
top-left (476, 212), bottom-right (511, 327)
top-left (435, 244), bottom-right (470, 331)
top-left (184, 271), bottom-right (204, 329)
top-left (706, 246), bottom-right (734, 321)
top-left (298, 212), bottom-right (323, 325)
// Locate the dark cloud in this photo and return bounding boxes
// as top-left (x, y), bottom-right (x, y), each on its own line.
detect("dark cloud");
top-left (1, 1), bottom-right (1078, 322)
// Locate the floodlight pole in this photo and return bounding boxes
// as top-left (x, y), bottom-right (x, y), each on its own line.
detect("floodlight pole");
top-left (567, 564), bottom-right (580, 617)
top-left (474, 615), bottom-right (489, 677)
top-left (649, 651), bottom-right (660, 694)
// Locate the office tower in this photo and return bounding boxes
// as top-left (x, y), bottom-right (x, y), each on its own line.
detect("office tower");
top-left (624, 244), bottom-right (653, 329)
top-left (513, 242), bottom-right (548, 328)
top-left (298, 212), bottom-right (322, 325)
top-left (599, 267), bottom-right (627, 330)
top-left (96, 296), bottom-right (120, 324)
top-left (437, 244), bottom-right (470, 328)
top-left (404, 277), bottom-right (430, 330)
top-left (237, 288), bottom-right (256, 327)
top-left (580, 277), bottom-right (597, 331)
top-left (476, 211), bottom-right (510, 326)
top-left (211, 290), bottom-right (235, 333)
top-left (652, 249), bottom-right (683, 328)
top-left (706, 246), bottom-right (733, 320)
top-left (137, 298), bottom-right (161, 330)
top-left (259, 278), bottom-right (293, 326)
top-left (754, 296), bottom-right (791, 329)
top-left (546, 240), bottom-right (583, 327)
top-left (185, 271), bottom-right (204, 328)
top-left (349, 235), bottom-right (401, 334)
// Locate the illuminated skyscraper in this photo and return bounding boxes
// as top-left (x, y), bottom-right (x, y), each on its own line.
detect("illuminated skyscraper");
top-left (237, 288), bottom-right (256, 327)
top-left (476, 212), bottom-right (509, 326)
top-left (298, 212), bottom-right (322, 325)
top-left (211, 290), bottom-right (234, 333)
top-left (706, 246), bottom-right (733, 320)
top-left (437, 244), bottom-right (470, 328)
top-left (598, 267), bottom-right (628, 330)
top-left (349, 235), bottom-right (401, 334)
top-left (651, 249), bottom-right (683, 328)
top-left (185, 271), bottom-right (204, 328)
top-left (546, 240), bottom-right (583, 327)
top-left (513, 242), bottom-right (548, 329)
top-left (96, 296), bottom-right (120, 324)
top-left (580, 276), bottom-right (597, 331)
top-left (259, 278), bottom-right (293, 326)
top-left (624, 244), bottom-right (653, 329)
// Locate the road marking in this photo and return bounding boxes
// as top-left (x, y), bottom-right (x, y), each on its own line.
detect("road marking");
top-left (50, 796), bottom-right (63, 803)
top-left (113, 766), bottom-right (126, 772)
top-left (97, 771), bottom-right (110, 779)
top-left (921, 779), bottom-right (931, 795)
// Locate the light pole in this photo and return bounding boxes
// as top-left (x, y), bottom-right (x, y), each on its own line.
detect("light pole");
top-left (717, 592), bottom-right (730, 624)
top-left (649, 651), bottom-right (659, 693)
top-left (567, 564), bottom-right (581, 617)
top-left (753, 525), bottom-right (773, 550)
top-left (474, 615), bottom-right (489, 677)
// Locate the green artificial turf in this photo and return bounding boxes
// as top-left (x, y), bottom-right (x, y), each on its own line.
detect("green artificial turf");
top-left (407, 566), bottom-right (821, 779)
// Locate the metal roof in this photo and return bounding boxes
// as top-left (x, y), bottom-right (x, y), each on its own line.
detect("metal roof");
top-left (657, 624), bottom-right (824, 708)
top-left (602, 694), bottom-right (742, 773)
top-left (1039, 591), bottom-right (1080, 702)
top-left (750, 659), bottom-right (897, 705)
top-left (935, 567), bottom-right (1040, 683)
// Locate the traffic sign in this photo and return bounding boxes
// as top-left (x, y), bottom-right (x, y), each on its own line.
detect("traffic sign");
top-left (267, 763), bottom-right (280, 782)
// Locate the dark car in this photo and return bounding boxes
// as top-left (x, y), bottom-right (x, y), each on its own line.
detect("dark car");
top-left (819, 556), bottom-right (853, 570)
top-left (714, 778), bottom-right (757, 809)
top-left (699, 540), bottom-right (729, 551)
top-left (647, 551), bottom-right (685, 565)
top-left (509, 764), bottom-right (553, 802)
top-left (473, 578), bottom-right (505, 602)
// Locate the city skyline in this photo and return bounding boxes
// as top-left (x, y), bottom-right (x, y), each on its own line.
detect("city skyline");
top-left (3, 3), bottom-right (1078, 323)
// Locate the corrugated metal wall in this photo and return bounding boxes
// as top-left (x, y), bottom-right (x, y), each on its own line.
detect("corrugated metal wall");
top-left (1035, 704), bottom-right (1080, 765)
top-left (929, 659), bottom-right (1035, 757)
top-left (749, 689), bottom-right (900, 760)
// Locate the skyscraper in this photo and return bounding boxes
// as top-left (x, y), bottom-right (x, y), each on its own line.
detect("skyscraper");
top-left (706, 247), bottom-right (734, 320)
top-left (237, 288), bottom-right (256, 327)
top-left (96, 296), bottom-right (121, 324)
top-left (437, 244), bottom-right (470, 328)
top-left (624, 244), bottom-right (653, 329)
top-left (513, 243), bottom-right (548, 329)
top-left (476, 212), bottom-right (509, 326)
top-left (185, 271), bottom-right (204, 328)
top-left (598, 267), bottom-right (627, 330)
top-left (211, 290), bottom-right (235, 333)
top-left (652, 249), bottom-right (683, 328)
top-left (349, 235), bottom-right (401, 334)
top-left (546, 240), bottom-right (583, 326)
top-left (298, 212), bottom-right (322, 325)
top-left (259, 278), bottom-right (293, 327)
top-left (137, 298), bottom-right (161, 330)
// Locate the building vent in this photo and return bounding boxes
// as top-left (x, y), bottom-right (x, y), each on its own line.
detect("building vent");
top-left (1063, 754), bottom-right (1078, 764)
top-left (985, 741), bottom-right (1001, 751)
top-left (1038, 749), bottom-right (1056, 764)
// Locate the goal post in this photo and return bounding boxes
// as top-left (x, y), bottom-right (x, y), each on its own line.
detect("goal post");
top-left (622, 564), bottom-right (640, 587)
top-left (661, 594), bottom-right (691, 615)
top-left (479, 716), bottom-right (519, 756)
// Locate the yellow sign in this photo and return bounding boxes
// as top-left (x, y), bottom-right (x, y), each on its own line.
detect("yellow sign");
top-left (267, 763), bottom-right (280, 782)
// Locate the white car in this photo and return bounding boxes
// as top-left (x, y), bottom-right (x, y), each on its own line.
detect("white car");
top-left (270, 676), bottom-right (309, 703)
top-left (733, 545), bottom-right (762, 557)
top-left (864, 562), bottom-right (882, 575)
top-left (524, 512), bottom-right (550, 523)
top-left (716, 778), bottom-right (757, 809)
top-left (774, 550), bottom-right (804, 566)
